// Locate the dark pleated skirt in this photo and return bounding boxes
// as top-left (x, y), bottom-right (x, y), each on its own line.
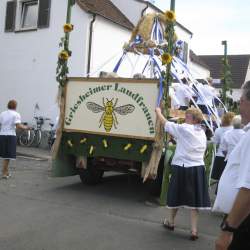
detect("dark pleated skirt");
top-left (0, 135), bottom-right (17, 159)
top-left (211, 156), bottom-right (227, 181)
top-left (167, 165), bottom-right (211, 209)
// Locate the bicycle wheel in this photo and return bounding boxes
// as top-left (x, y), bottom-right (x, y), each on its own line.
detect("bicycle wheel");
top-left (19, 130), bottom-right (35, 146)
top-left (34, 129), bottom-right (42, 147)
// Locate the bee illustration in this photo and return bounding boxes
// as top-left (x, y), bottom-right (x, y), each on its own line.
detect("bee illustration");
top-left (86, 98), bottom-right (135, 132)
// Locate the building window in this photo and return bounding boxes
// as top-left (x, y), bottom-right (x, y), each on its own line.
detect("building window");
top-left (4, 0), bottom-right (51, 32)
top-left (20, 1), bottom-right (39, 29)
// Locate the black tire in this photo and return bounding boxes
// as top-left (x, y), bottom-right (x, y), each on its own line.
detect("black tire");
top-left (79, 161), bottom-right (104, 185)
top-left (19, 130), bottom-right (34, 146)
top-left (35, 130), bottom-right (42, 147)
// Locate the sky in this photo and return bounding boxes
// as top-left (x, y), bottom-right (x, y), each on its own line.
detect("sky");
top-left (154, 0), bottom-right (250, 55)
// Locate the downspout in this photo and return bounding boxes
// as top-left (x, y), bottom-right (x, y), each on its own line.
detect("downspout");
top-left (141, 2), bottom-right (149, 17)
top-left (87, 14), bottom-right (96, 76)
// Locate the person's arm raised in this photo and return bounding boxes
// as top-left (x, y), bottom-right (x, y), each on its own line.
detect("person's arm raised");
top-left (155, 107), bottom-right (167, 126)
top-left (16, 123), bottom-right (30, 130)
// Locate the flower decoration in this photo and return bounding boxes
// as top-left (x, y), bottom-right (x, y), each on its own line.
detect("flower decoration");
top-left (80, 138), bottom-right (87, 144)
top-left (67, 140), bottom-right (73, 147)
top-left (124, 143), bottom-right (132, 151)
top-left (102, 139), bottom-right (108, 148)
top-left (59, 50), bottom-right (69, 60)
top-left (63, 23), bottom-right (74, 33)
top-left (165, 10), bottom-right (176, 22)
top-left (161, 53), bottom-right (172, 65)
top-left (140, 145), bottom-right (148, 154)
top-left (89, 145), bottom-right (94, 155)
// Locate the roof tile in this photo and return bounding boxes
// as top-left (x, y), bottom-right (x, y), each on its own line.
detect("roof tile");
top-left (189, 50), bottom-right (210, 69)
top-left (77, 0), bottom-right (134, 30)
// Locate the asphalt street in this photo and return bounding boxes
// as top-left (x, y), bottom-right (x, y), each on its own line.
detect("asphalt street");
top-left (0, 153), bottom-right (222, 250)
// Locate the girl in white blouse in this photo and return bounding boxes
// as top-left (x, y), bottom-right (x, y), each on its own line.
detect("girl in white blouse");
top-left (0, 100), bottom-right (29, 179)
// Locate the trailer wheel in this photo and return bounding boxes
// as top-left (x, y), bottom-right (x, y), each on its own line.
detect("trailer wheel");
top-left (79, 163), bottom-right (104, 185)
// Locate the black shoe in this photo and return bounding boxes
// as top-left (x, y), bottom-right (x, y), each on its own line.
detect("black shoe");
top-left (189, 231), bottom-right (199, 241)
top-left (162, 219), bottom-right (175, 231)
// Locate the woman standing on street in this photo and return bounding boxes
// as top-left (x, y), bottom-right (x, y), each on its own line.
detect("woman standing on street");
top-left (155, 107), bottom-right (211, 240)
top-left (0, 100), bottom-right (29, 179)
top-left (211, 112), bottom-right (234, 184)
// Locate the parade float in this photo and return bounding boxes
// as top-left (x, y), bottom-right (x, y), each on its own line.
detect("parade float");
top-left (52, 0), bottom-right (225, 203)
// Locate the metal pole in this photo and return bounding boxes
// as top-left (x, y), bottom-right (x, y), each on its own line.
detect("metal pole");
top-left (221, 40), bottom-right (227, 105)
top-left (222, 40), bottom-right (227, 57)
top-left (64, 0), bottom-right (74, 52)
top-left (170, 0), bottom-right (175, 11)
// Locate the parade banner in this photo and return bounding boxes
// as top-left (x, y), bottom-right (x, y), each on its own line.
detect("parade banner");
top-left (64, 77), bottom-right (158, 140)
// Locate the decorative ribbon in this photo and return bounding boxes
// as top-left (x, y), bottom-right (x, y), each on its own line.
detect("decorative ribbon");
top-left (171, 56), bottom-right (227, 130)
top-left (148, 50), bottom-right (163, 107)
top-left (151, 17), bottom-right (164, 45)
top-left (113, 50), bottom-right (127, 73)
top-left (134, 34), bottom-right (143, 45)
top-left (170, 69), bottom-right (215, 133)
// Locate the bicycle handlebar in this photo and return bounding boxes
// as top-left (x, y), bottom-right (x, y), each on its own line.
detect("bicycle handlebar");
top-left (34, 116), bottom-right (50, 120)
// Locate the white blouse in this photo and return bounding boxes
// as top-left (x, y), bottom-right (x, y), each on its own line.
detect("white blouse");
top-left (212, 126), bottom-right (232, 157)
top-left (220, 128), bottom-right (246, 161)
top-left (174, 84), bottom-right (192, 107)
top-left (0, 110), bottom-right (21, 136)
top-left (196, 84), bottom-right (216, 106)
top-left (164, 121), bottom-right (207, 167)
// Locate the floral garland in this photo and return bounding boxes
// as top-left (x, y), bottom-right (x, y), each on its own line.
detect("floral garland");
top-left (159, 9), bottom-right (176, 205)
top-left (56, 0), bottom-right (75, 87)
top-left (56, 23), bottom-right (73, 87)
top-left (162, 9), bottom-right (176, 97)
top-left (52, 0), bottom-right (76, 160)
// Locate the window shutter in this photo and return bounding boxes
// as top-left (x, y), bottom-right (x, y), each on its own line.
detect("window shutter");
top-left (37, 0), bottom-right (51, 28)
top-left (5, 1), bottom-right (16, 32)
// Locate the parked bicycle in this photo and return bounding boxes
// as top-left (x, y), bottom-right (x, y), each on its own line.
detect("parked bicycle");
top-left (19, 116), bottom-right (51, 147)
top-left (47, 122), bottom-right (56, 149)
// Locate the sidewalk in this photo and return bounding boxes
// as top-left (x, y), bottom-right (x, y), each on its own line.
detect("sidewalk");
top-left (16, 145), bottom-right (51, 160)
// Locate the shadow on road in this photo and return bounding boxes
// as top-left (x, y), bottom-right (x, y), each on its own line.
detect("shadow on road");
top-left (50, 173), bottom-right (156, 204)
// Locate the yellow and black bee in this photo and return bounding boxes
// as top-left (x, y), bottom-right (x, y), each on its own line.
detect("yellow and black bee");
top-left (86, 98), bottom-right (135, 132)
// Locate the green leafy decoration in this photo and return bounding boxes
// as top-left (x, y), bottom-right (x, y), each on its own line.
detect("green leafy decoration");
top-left (56, 0), bottom-right (75, 87)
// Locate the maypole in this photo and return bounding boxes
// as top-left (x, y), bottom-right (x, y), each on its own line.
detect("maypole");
top-left (53, 0), bottom-right (75, 159)
top-left (159, 0), bottom-right (176, 205)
